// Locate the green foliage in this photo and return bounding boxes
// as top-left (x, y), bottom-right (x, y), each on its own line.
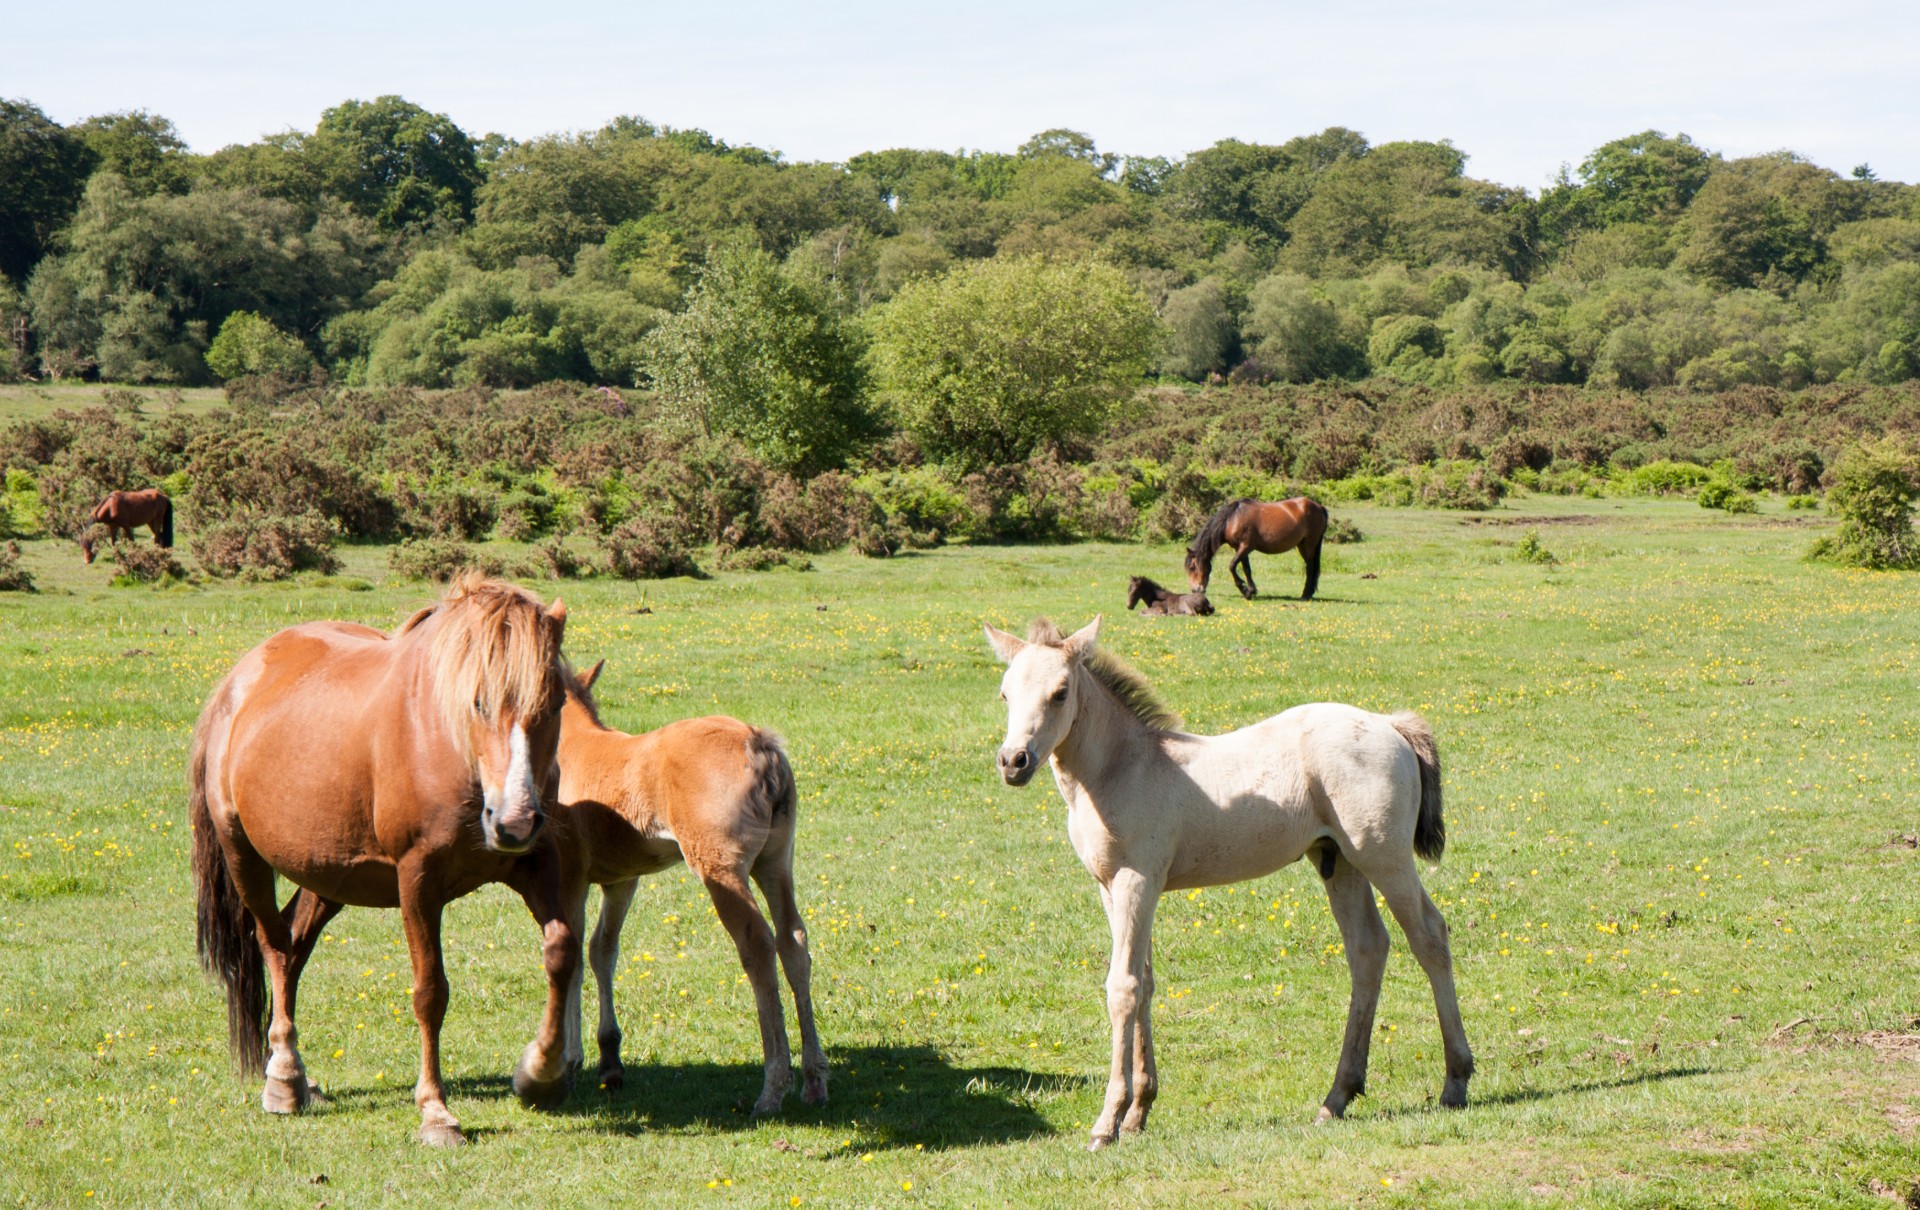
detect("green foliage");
top-left (191, 509), bottom-right (341, 580)
top-left (1615, 459), bottom-right (1716, 496)
top-left (1513, 528), bottom-right (1557, 564)
top-left (204, 311), bottom-right (313, 381)
top-left (387, 536), bottom-right (496, 582)
top-left (1156, 279), bottom-right (1235, 379)
top-left (0, 540), bottom-right (33, 591)
top-left (871, 257), bottom-right (1156, 470)
top-left (641, 244), bottom-right (869, 474)
top-left (1809, 440), bottom-right (1919, 569)
top-left (0, 99), bottom-right (97, 282)
top-left (73, 110), bottom-right (192, 197)
top-left (109, 540), bottom-right (187, 584)
top-left (1696, 479), bottom-right (1757, 512)
top-left (310, 96), bottom-right (483, 232)
top-left (1241, 274), bottom-right (1364, 382)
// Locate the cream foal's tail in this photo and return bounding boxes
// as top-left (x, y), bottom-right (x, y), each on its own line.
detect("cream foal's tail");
top-left (1389, 712), bottom-right (1444, 862)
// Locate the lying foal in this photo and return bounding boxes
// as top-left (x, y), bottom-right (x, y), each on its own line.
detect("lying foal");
top-left (1126, 575), bottom-right (1214, 616)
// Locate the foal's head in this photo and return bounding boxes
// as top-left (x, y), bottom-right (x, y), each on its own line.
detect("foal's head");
top-left (417, 575), bottom-right (571, 855)
top-left (983, 616), bottom-right (1101, 786)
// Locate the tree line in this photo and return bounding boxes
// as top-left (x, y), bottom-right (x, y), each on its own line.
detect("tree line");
top-left (3, 95), bottom-right (1919, 471)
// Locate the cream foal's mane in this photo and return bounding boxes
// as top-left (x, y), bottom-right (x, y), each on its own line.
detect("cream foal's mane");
top-left (1026, 617), bottom-right (1182, 733)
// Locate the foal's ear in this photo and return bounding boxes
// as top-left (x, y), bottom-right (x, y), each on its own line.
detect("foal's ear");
top-left (547, 598), bottom-right (568, 644)
top-left (983, 624), bottom-right (1026, 664)
top-left (1061, 616), bottom-right (1102, 662)
top-left (580, 658), bottom-right (605, 689)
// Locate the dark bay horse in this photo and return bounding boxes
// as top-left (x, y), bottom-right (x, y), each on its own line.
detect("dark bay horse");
top-left (552, 661), bottom-right (827, 1112)
top-left (80, 488), bottom-right (173, 563)
top-left (1185, 497), bottom-right (1328, 601)
top-left (190, 575), bottom-right (579, 1146)
top-left (1125, 575), bottom-right (1214, 616)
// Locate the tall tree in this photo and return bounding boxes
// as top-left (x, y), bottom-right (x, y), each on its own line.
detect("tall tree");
top-left (310, 96), bottom-right (483, 231)
top-left (0, 99), bottom-right (98, 282)
top-left (74, 110), bottom-right (193, 196)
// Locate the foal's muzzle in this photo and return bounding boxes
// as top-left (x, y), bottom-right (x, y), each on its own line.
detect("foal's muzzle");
top-left (997, 746), bottom-right (1037, 787)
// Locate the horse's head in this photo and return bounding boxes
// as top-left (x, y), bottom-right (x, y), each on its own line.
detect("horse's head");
top-left (1184, 548), bottom-right (1208, 593)
top-left (426, 578), bottom-right (571, 855)
top-left (1125, 576), bottom-right (1147, 610)
top-left (80, 533), bottom-right (95, 564)
top-left (983, 616), bottom-right (1100, 787)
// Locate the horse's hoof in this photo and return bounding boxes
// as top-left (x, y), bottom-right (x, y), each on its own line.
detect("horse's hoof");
top-left (1087, 1133), bottom-right (1115, 1152)
top-left (1439, 1086), bottom-right (1468, 1110)
top-left (751, 1091), bottom-right (786, 1117)
top-left (417, 1120), bottom-right (466, 1148)
top-left (596, 1064), bottom-right (625, 1092)
top-left (261, 1076), bottom-right (310, 1115)
top-left (1315, 1104), bottom-right (1341, 1125)
top-left (512, 1056), bottom-right (573, 1111)
top-left (801, 1074), bottom-right (828, 1107)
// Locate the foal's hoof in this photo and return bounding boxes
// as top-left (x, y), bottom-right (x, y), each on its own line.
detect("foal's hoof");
top-left (261, 1076), bottom-right (311, 1115)
top-left (512, 1056), bottom-right (574, 1111)
top-left (1086, 1133), bottom-right (1115, 1152)
top-left (801, 1072), bottom-right (828, 1107)
top-left (417, 1120), bottom-right (467, 1148)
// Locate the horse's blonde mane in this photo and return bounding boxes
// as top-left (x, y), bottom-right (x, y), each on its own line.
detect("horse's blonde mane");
top-left (410, 574), bottom-right (565, 749)
top-left (1027, 617), bottom-right (1181, 733)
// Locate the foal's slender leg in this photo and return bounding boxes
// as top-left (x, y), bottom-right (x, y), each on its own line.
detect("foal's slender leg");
top-left (559, 878), bottom-right (591, 1074)
top-left (1318, 852), bottom-right (1390, 1121)
top-left (1119, 954), bottom-right (1157, 1135)
top-left (701, 865), bottom-right (792, 1115)
top-left (395, 867), bottom-right (463, 1146)
top-left (1091, 867), bottom-right (1160, 1150)
top-left (755, 853), bottom-right (827, 1105)
top-left (590, 877), bottom-right (639, 1089)
top-left (1370, 862), bottom-right (1474, 1109)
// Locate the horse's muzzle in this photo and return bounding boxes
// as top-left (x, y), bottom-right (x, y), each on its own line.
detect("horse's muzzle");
top-left (482, 804), bottom-right (545, 854)
top-left (997, 746), bottom-right (1037, 787)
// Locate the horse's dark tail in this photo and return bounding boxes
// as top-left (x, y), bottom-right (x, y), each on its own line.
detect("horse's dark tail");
top-left (1300, 499), bottom-right (1328, 601)
top-left (190, 691), bottom-right (266, 1075)
top-left (1390, 712), bottom-right (1445, 862)
top-left (156, 495), bottom-right (174, 548)
top-left (1190, 498), bottom-right (1253, 571)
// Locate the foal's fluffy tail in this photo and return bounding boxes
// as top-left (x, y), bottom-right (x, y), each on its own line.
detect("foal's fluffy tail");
top-left (1390, 712), bottom-right (1445, 862)
top-left (746, 729), bottom-right (796, 821)
top-left (190, 689), bottom-right (267, 1075)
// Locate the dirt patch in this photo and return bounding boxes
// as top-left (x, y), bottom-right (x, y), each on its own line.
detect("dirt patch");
top-left (1886, 1104), bottom-right (1920, 1137)
top-left (1460, 514), bottom-right (1603, 527)
top-left (1677, 1125), bottom-right (1764, 1154)
top-left (1841, 1032), bottom-right (1920, 1063)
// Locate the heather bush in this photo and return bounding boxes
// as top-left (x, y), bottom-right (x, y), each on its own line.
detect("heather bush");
top-left (192, 510), bottom-right (342, 580)
top-left (388, 537), bottom-right (502, 582)
top-left (759, 472), bottom-right (878, 553)
top-left (0, 541), bottom-right (34, 592)
top-left (603, 515), bottom-right (702, 580)
top-left (111, 541), bottom-right (189, 584)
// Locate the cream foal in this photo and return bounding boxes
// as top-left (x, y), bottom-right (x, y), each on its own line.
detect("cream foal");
top-left (986, 616), bottom-right (1472, 1149)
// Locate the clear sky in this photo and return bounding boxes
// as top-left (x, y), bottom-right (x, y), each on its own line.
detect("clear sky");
top-left (10, 0), bottom-right (1918, 190)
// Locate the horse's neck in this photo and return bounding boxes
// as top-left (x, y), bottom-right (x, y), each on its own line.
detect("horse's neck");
top-left (1052, 668), bottom-right (1158, 793)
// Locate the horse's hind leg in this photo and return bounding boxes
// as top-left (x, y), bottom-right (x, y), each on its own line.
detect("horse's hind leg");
top-left (218, 832), bottom-right (314, 1115)
top-left (1234, 550), bottom-right (1257, 600)
top-left (1370, 862), bottom-right (1473, 1109)
top-left (1299, 534), bottom-right (1323, 601)
top-left (755, 852), bottom-right (826, 1105)
top-left (701, 865), bottom-right (792, 1114)
top-left (272, 889), bottom-right (343, 1107)
top-left (589, 877), bottom-right (638, 1090)
top-left (1317, 850), bottom-right (1389, 1121)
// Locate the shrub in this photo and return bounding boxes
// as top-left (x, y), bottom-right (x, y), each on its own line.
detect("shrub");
top-left (1698, 480), bottom-right (1758, 513)
top-left (1808, 440), bottom-right (1918, 569)
top-left (855, 467), bottom-right (970, 547)
top-left (388, 537), bottom-right (499, 582)
top-left (760, 471), bottom-right (877, 553)
top-left (960, 460), bottom-right (1087, 543)
top-left (0, 541), bottom-right (35, 592)
top-left (603, 516), bottom-right (702, 580)
top-left (715, 544), bottom-right (812, 572)
top-left (205, 311), bottom-right (314, 382)
top-left (1410, 461), bottom-right (1504, 510)
top-left (1513, 529), bottom-right (1557, 565)
top-left (1617, 460), bottom-right (1714, 496)
top-left (112, 541), bottom-right (188, 584)
top-left (1786, 494), bottom-right (1819, 510)
top-left (509, 536), bottom-right (594, 581)
top-left (193, 510), bottom-right (342, 580)
top-left (1325, 515), bottom-right (1364, 544)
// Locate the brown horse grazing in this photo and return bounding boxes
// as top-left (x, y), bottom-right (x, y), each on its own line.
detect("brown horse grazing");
top-left (80, 488), bottom-right (173, 563)
top-left (190, 575), bottom-right (579, 1147)
top-left (552, 660), bottom-right (827, 1113)
top-left (1125, 575), bottom-right (1214, 617)
top-left (1185, 497), bottom-right (1328, 601)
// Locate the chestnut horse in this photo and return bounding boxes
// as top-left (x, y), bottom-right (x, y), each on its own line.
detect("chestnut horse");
top-left (987, 618), bottom-right (1470, 1149)
top-left (190, 575), bottom-right (579, 1146)
top-left (1185, 497), bottom-right (1328, 601)
top-left (80, 488), bottom-right (173, 563)
top-left (552, 660), bottom-right (827, 1113)
top-left (1125, 575), bottom-right (1213, 617)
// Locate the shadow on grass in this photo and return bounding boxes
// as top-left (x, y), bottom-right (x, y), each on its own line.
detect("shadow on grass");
top-left (1356, 1064), bottom-right (1713, 1122)
top-left (426, 1044), bottom-right (1082, 1150)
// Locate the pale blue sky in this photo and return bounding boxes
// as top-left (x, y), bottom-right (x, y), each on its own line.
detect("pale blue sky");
top-left (8, 0), bottom-right (1918, 189)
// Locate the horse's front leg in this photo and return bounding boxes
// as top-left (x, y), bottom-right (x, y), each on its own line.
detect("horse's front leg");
top-left (589, 877), bottom-right (639, 1090)
top-left (1091, 867), bottom-right (1160, 1150)
top-left (396, 868), bottom-right (462, 1146)
top-left (509, 854), bottom-right (582, 1111)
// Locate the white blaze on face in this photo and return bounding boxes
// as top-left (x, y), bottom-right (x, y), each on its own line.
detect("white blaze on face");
top-left (484, 724), bottom-right (541, 836)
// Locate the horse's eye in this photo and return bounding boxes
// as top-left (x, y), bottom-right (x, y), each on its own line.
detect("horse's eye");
top-left (472, 697), bottom-right (485, 716)
top-left (1051, 686), bottom-right (1069, 703)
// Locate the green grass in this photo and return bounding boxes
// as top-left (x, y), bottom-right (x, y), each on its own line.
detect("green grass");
top-left (1, 497), bottom-right (1916, 1207)
top-left (0, 382), bottom-right (227, 423)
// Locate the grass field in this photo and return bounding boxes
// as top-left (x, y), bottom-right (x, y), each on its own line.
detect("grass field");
top-left (0, 383), bottom-right (228, 423)
top-left (1, 498), bottom-right (1916, 1207)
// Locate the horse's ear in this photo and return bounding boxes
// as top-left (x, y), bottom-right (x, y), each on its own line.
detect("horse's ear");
top-left (983, 624), bottom-right (1025, 664)
top-left (580, 658), bottom-right (605, 689)
top-left (1061, 616), bottom-right (1102, 662)
top-left (547, 598), bottom-right (567, 644)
